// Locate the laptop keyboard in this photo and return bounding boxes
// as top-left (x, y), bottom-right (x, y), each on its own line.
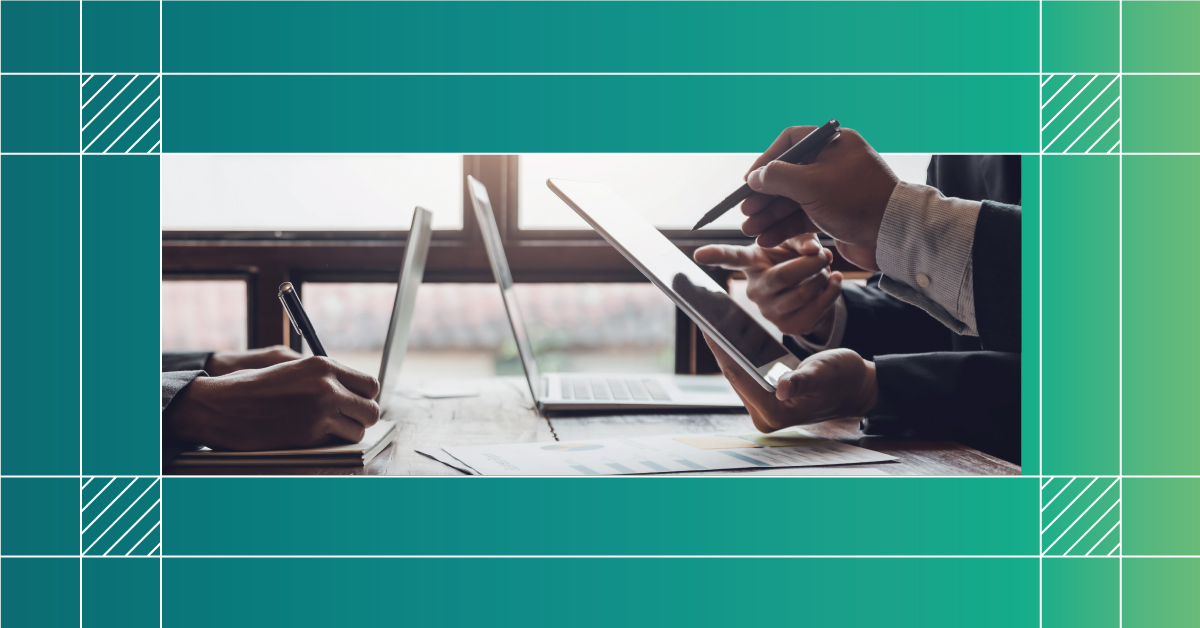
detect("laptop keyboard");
top-left (558, 378), bottom-right (671, 402)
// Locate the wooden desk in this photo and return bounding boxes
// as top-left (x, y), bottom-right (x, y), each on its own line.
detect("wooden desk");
top-left (168, 377), bottom-right (1020, 476)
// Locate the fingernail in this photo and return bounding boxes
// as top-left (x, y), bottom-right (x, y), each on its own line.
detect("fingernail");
top-left (747, 167), bottom-right (765, 190)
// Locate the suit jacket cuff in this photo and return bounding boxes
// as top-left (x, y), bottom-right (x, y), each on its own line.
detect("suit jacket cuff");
top-left (162, 371), bottom-right (206, 465)
top-left (876, 182), bottom-right (980, 336)
top-left (162, 350), bottom-right (213, 372)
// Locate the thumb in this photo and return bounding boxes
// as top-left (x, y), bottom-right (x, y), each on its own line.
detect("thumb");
top-left (775, 358), bottom-right (826, 401)
top-left (746, 161), bottom-right (816, 203)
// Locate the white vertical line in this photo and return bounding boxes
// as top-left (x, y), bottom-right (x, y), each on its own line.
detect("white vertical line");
top-left (160, 1), bottom-right (166, 623)
top-left (79, 7), bottom-right (84, 626)
top-left (1038, 5), bottom-right (1043, 627)
top-left (1118, 4), bottom-right (1124, 628)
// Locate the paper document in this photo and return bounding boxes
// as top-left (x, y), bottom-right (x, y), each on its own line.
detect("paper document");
top-left (426, 429), bottom-right (895, 476)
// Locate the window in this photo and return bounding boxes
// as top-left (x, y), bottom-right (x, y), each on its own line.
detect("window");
top-left (518, 153), bottom-right (757, 230)
top-left (517, 153), bottom-right (933, 230)
top-left (161, 154), bottom-right (463, 231)
top-left (298, 282), bottom-right (674, 378)
top-left (161, 279), bottom-right (248, 351)
top-left (162, 152), bottom-right (939, 370)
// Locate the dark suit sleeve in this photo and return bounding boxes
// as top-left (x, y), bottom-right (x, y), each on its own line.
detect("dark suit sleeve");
top-left (162, 350), bottom-right (212, 372)
top-left (870, 351), bottom-right (1020, 464)
top-left (972, 201), bottom-right (1022, 352)
top-left (162, 362), bottom-right (208, 465)
top-left (837, 278), bottom-right (956, 360)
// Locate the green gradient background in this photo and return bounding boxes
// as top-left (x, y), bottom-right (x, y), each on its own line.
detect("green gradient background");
top-left (163, 1), bottom-right (1037, 73)
top-left (1122, 156), bottom-right (1200, 476)
top-left (1, 1), bottom-right (1199, 627)
top-left (163, 557), bottom-right (1039, 628)
top-left (164, 74), bottom-right (1037, 154)
top-left (1041, 156), bottom-right (1119, 476)
top-left (82, 157), bottom-right (162, 476)
top-left (0, 156), bottom-right (81, 475)
top-left (166, 477), bottom-right (1037, 556)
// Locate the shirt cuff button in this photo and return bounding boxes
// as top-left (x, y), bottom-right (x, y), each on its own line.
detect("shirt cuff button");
top-left (916, 273), bottom-right (931, 288)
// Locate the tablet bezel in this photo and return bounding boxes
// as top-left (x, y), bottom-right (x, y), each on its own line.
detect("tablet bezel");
top-left (547, 178), bottom-right (801, 391)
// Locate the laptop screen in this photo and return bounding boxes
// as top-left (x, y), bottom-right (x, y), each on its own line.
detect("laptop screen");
top-left (466, 176), bottom-right (544, 401)
top-left (377, 206), bottom-right (433, 416)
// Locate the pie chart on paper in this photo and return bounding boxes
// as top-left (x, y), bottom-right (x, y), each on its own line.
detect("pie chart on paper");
top-left (541, 443), bottom-right (604, 452)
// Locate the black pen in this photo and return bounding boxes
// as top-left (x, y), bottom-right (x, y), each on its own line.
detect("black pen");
top-left (692, 120), bottom-right (841, 230)
top-left (278, 282), bottom-right (327, 357)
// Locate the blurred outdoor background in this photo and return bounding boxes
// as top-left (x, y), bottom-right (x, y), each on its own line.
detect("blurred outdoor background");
top-left (162, 153), bottom-right (931, 378)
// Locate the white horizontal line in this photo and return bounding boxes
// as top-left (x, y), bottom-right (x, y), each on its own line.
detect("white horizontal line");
top-left (4, 71), bottom-right (1199, 76)
top-left (42, 554), bottom-right (1200, 559)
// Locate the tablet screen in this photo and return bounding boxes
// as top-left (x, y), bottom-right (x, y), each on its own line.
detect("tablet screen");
top-left (548, 179), bottom-right (790, 369)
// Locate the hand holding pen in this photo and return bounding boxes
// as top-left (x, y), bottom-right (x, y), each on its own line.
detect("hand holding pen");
top-left (279, 282), bottom-right (328, 357)
top-left (735, 126), bottom-right (900, 272)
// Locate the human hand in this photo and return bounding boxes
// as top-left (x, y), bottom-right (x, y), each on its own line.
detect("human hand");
top-left (739, 127), bottom-right (899, 271)
top-left (704, 335), bottom-right (877, 432)
top-left (204, 345), bottom-right (303, 376)
top-left (165, 356), bottom-right (381, 451)
top-left (694, 234), bottom-right (843, 341)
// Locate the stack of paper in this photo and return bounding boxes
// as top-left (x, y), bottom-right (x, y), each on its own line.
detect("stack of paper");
top-left (418, 429), bottom-right (895, 475)
top-left (174, 420), bottom-right (397, 467)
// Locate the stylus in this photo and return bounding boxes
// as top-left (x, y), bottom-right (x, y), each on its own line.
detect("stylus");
top-left (691, 120), bottom-right (841, 231)
top-left (278, 282), bottom-right (328, 357)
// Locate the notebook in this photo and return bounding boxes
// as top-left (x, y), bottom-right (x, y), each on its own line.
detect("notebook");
top-left (174, 420), bottom-right (397, 467)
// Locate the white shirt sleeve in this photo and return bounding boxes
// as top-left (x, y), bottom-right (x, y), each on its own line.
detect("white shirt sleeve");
top-left (788, 294), bottom-right (848, 354)
top-left (875, 182), bottom-right (980, 336)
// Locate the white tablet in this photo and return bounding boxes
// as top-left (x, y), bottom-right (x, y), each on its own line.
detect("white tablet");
top-left (547, 178), bottom-right (801, 391)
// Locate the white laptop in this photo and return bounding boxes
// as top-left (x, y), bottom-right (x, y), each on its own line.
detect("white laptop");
top-left (466, 176), bottom-right (744, 412)
top-left (173, 207), bottom-right (432, 468)
top-left (377, 206), bottom-right (433, 416)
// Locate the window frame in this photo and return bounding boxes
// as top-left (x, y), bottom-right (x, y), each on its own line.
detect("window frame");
top-left (162, 154), bottom-right (774, 370)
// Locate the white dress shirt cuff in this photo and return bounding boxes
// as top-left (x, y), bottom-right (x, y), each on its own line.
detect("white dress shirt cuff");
top-left (789, 294), bottom-right (847, 353)
top-left (876, 182), bottom-right (981, 336)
